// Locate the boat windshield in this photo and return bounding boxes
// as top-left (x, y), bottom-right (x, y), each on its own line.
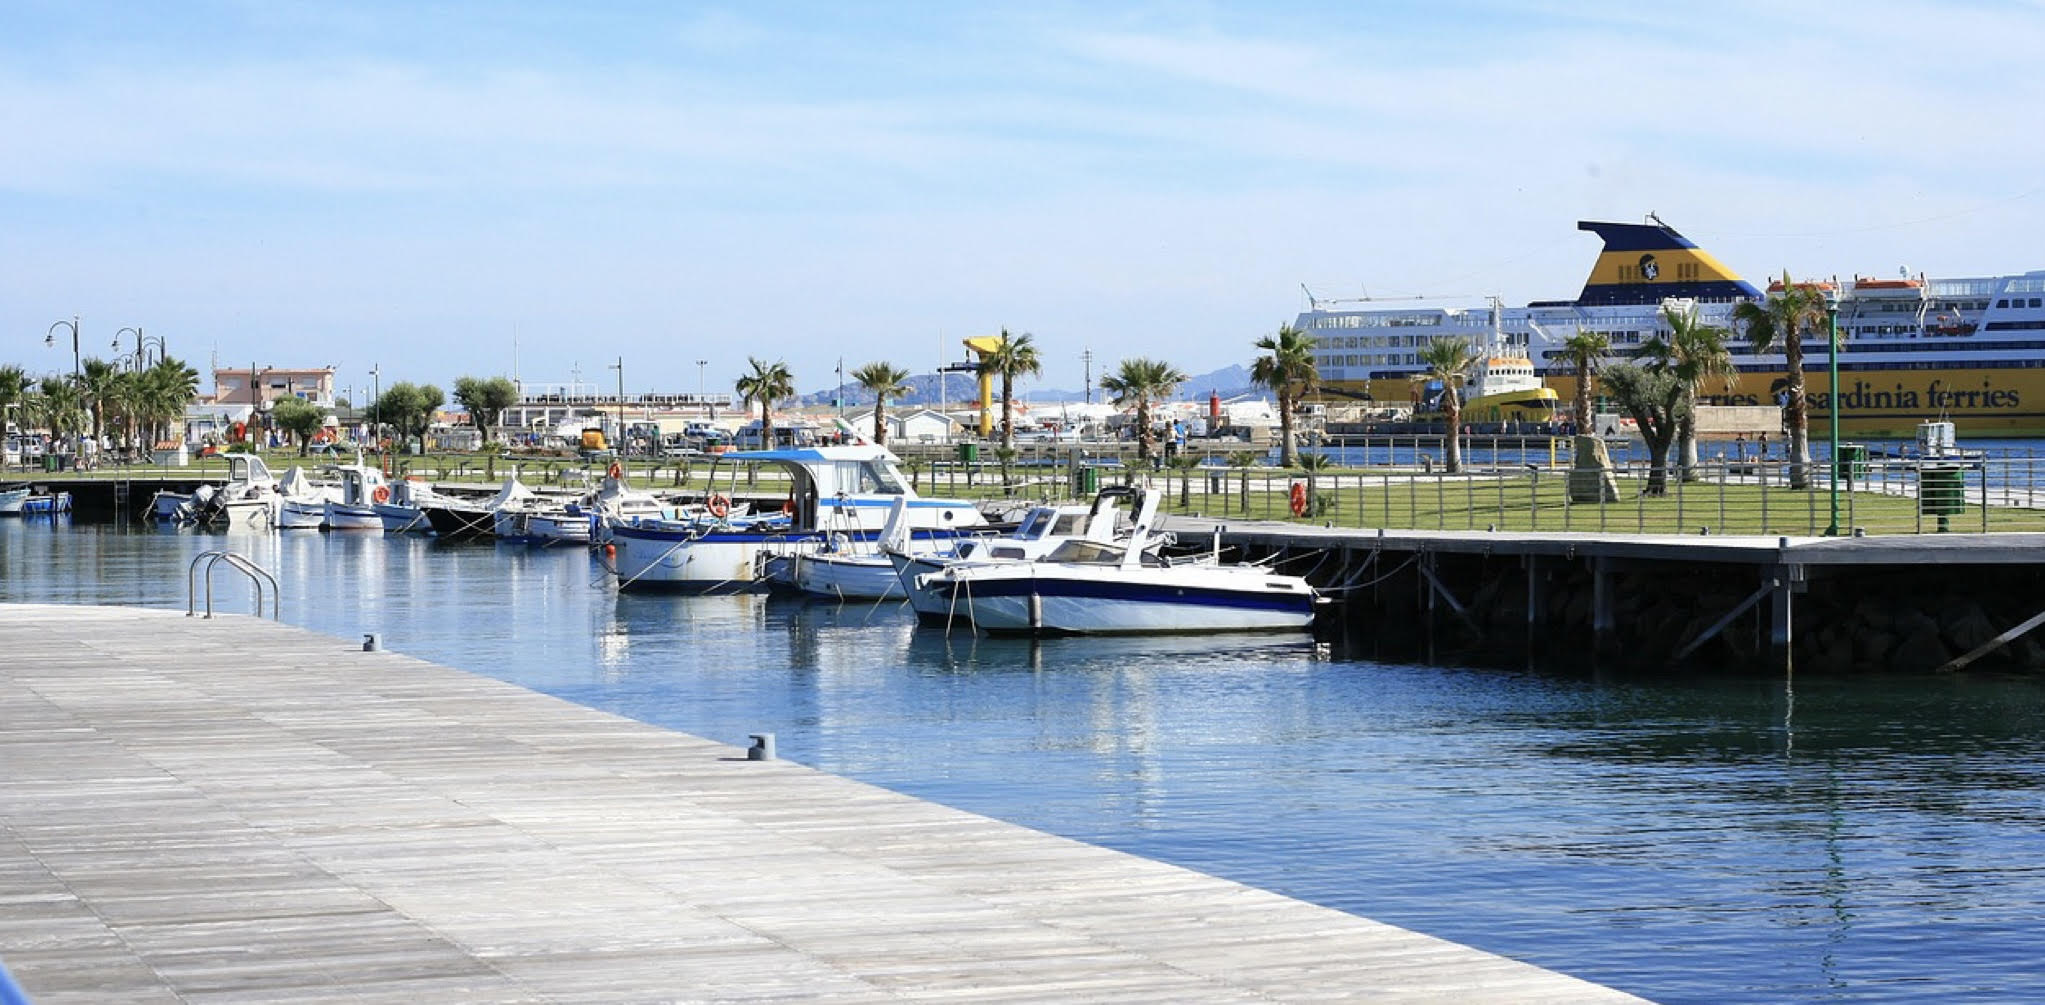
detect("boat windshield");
top-left (1043, 540), bottom-right (1126, 565)
top-left (855, 460), bottom-right (908, 495)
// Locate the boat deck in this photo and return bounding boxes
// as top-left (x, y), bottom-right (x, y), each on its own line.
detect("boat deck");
top-left (0, 604), bottom-right (1641, 1002)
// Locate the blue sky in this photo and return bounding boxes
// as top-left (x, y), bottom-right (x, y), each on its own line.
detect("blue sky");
top-left (5, 1), bottom-right (2043, 402)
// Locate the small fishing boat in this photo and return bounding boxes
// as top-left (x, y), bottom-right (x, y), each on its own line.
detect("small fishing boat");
top-left (0, 487), bottom-right (32, 516)
top-left (322, 460), bottom-right (391, 531)
top-left (374, 477), bottom-right (442, 533)
top-left (917, 487), bottom-right (1320, 636)
top-left (19, 491), bottom-right (72, 516)
top-left (180, 454), bottom-right (284, 528)
top-left (275, 466), bottom-right (335, 529)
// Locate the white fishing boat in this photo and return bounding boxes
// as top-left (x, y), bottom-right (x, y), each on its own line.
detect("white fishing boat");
top-left (886, 494), bottom-right (1128, 623)
top-left (275, 466), bottom-right (335, 529)
top-left (374, 477), bottom-right (440, 533)
top-left (0, 487), bottom-right (30, 516)
top-left (607, 445), bottom-right (987, 592)
top-left (917, 488), bottom-right (1320, 636)
top-left (322, 460), bottom-right (390, 531)
top-left (184, 454), bottom-right (283, 528)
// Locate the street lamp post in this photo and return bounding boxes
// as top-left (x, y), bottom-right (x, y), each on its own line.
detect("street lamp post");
top-left (112, 327), bottom-right (165, 372)
top-left (608, 357), bottom-right (625, 455)
top-left (369, 364), bottom-right (381, 454)
top-left (696, 358), bottom-right (707, 412)
top-left (1824, 305), bottom-right (1842, 536)
top-left (45, 316), bottom-right (83, 461)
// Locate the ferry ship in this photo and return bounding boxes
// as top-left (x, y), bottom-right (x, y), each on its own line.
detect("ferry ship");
top-left (1295, 215), bottom-right (2045, 437)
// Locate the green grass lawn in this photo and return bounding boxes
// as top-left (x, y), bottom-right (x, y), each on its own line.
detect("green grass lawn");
top-left (44, 451), bottom-right (2045, 537)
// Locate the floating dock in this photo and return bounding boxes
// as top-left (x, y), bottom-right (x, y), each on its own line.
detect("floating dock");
top-left (0, 604), bottom-right (1641, 1001)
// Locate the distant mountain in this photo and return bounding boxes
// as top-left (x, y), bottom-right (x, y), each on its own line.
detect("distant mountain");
top-left (801, 363), bottom-right (1263, 408)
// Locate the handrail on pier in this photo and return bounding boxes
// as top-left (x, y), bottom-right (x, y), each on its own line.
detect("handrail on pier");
top-left (187, 550), bottom-right (281, 620)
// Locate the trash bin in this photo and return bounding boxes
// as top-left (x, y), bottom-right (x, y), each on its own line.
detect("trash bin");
top-left (1919, 465), bottom-right (1965, 517)
top-left (43, 453), bottom-right (58, 472)
top-left (1075, 466), bottom-right (1099, 495)
top-left (1834, 443), bottom-right (1868, 481)
top-left (957, 442), bottom-right (979, 463)
top-left (1207, 472), bottom-right (1226, 494)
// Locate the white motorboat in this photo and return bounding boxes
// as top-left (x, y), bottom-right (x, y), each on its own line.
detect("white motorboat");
top-left (185, 454), bottom-right (283, 529)
top-left (0, 487), bottom-right (29, 516)
top-left (771, 497), bottom-right (927, 600)
top-left (886, 494), bottom-right (1127, 622)
top-left (607, 445), bottom-right (988, 592)
top-left (917, 488), bottom-right (1320, 636)
top-left (275, 466), bottom-right (336, 529)
top-left (322, 460), bottom-right (390, 531)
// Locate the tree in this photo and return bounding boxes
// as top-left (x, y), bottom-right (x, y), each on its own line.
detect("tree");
top-left (1100, 357), bottom-right (1188, 464)
top-left (1418, 337), bottom-right (1480, 473)
top-left (1645, 305), bottom-right (1737, 482)
top-left (1732, 271), bottom-right (1832, 490)
top-left (271, 396), bottom-right (329, 455)
top-left (982, 329), bottom-right (1041, 451)
top-left (0, 365), bottom-right (31, 434)
top-left (452, 376), bottom-right (519, 445)
top-left (1251, 323), bottom-right (1320, 468)
top-left (139, 357), bottom-right (200, 448)
top-left (1560, 330), bottom-right (1612, 432)
top-left (850, 361), bottom-right (913, 446)
top-left (29, 376), bottom-right (85, 454)
top-left (373, 382), bottom-right (444, 453)
top-left (1599, 363), bottom-right (1684, 496)
top-left (79, 357), bottom-right (120, 448)
top-left (734, 357), bottom-right (794, 449)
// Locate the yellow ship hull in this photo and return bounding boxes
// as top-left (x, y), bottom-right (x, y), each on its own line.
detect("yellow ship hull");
top-left (1327, 365), bottom-right (2045, 439)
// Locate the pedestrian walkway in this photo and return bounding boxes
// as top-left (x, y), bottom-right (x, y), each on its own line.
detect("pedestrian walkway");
top-left (0, 604), bottom-right (1644, 1002)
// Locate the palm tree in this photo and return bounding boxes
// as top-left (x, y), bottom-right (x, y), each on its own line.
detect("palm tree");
top-left (1250, 323), bottom-right (1319, 469)
top-left (30, 376), bottom-right (85, 456)
top-left (79, 357), bottom-right (120, 450)
top-left (981, 329), bottom-right (1041, 451)
top-left (1100, 357), bottom-right (1188, 464)
top-left (1417, 337), bottom-right (1480, 473)
top-left (1732, 271), bottom-right (1833, 489)
top-left (141, 357), bottom-right (200, 448)
top-left (734, 357), bottom-right (795, 449)
top-left (1559, 330), bottom-right (1612, 434)
top-left (1647, 305), bottom-right (1737, 482)
top-left (850, 361), bottom-right (913, 446)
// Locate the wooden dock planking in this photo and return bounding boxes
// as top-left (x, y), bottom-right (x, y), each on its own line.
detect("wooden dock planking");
top-left (0, 604), bottom-right (1643, 1002)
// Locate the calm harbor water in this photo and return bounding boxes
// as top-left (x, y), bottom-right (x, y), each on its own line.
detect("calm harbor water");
top-left (7, 517), bottom-right (2045, 1002)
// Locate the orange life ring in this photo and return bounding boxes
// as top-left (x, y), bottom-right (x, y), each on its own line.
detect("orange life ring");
top-left (781, 498), bottom-right (796, 517)
top-left (1288, 481), bottom-right (1308, 517)
top-left (707, 493), bottom-right (730, 518)
top-left (607, 461), bottom-right (623, 480)
top-left (372, 485), bottom-right (391, 504)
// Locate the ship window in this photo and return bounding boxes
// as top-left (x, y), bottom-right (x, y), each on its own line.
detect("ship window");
top-left (2033, 298), bottom-right (2042, 308)
top-left (1997, 299), bottom-right (2008, 308)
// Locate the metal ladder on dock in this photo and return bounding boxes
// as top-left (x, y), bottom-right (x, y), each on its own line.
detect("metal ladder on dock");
top-left (187, 551), bottom-right (280, 620)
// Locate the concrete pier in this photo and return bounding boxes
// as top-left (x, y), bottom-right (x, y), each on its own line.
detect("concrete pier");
top-left (0, 604), bottom-right (1642, 1002)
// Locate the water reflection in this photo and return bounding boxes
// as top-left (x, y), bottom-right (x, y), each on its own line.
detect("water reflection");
top-left (10, 519), bottom-right (2045, 1001)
